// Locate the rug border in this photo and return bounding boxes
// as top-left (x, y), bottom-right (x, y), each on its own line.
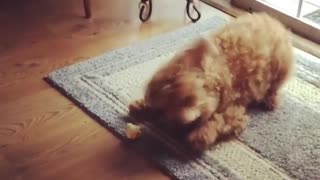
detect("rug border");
top-left (45, 16), bottom-right (231, 180)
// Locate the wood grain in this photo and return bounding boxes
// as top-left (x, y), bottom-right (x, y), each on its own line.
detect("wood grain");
top-left (0, 0), bottom-right (223, 179)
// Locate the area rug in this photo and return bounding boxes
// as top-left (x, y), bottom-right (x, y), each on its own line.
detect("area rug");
top-left (46, 15), bottom-right (320, 180)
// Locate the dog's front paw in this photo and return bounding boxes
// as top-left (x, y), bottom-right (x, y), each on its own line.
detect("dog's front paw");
top-left (187, 132), bottom-right (209, 152)
top-left (234, 126), bottom-right (245, 137)
top-left (262, 94), bottom-right (280, 111)
top-left (186, 126), bottom-right (218, 152)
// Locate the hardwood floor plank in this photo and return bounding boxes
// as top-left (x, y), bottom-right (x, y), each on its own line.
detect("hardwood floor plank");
top-left (0, 89), bottom-right (167, 180)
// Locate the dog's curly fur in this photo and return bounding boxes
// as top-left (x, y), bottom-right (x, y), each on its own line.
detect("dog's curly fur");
top-left (129, 13), bottom-right (295, 151)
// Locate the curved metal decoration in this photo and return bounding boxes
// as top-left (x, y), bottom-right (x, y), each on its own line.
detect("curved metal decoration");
top-left (186, 0), bottom-right (201, 23)
top-left (139, 0), bottom-right (153, 22)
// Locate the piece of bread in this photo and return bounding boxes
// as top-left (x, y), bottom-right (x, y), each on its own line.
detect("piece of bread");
top-left (126, 123), bottom-right (142, 139)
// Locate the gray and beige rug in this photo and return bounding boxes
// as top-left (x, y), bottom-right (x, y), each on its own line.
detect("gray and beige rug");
top-left (46, 15), bottom-right (320, 180)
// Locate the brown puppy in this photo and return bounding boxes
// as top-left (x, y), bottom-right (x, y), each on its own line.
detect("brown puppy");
top-left (130, 13), bottom-right (295, 151)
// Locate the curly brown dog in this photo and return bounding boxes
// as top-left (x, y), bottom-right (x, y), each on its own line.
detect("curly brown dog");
top-left (129, 12), bottom-right (295, 151)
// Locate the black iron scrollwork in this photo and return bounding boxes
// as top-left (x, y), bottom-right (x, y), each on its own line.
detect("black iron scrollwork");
top-left (138, 0), bottom-right (201, 23)
top-left (139, 0), bottom-right (152, 22)
top-left (186, 0), bottom-right (201, 23)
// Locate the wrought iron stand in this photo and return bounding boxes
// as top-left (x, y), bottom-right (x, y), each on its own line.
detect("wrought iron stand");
top-left (139, 0), bottom-right (201, 23)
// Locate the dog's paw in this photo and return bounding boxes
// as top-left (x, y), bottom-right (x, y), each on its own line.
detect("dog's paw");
top-left (187, 132), bottom-right (209, 152)
top-left (234, 126), bottom-right (245, 137)
top-left (262, 94), bottom-right (280, 111)
top-left (186, 127), bottom-right (217, 152)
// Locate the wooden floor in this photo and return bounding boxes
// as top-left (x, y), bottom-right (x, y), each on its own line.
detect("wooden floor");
top-left (0, 0), bottom-right (226, 179)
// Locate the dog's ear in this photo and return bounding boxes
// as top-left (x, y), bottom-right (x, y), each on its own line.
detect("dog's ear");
top-left (183, 38), bottom-right (208, 70)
